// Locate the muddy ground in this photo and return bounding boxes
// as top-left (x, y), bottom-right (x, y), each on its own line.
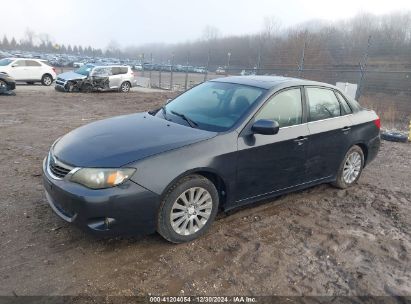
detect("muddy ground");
top-left (0, 86), bottom-right (410, 296)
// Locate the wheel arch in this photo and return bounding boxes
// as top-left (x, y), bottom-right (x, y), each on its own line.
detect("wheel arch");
top-left (159, 168), bottom-right (228, 210)
top-left (42, 72), bottom-right (53, 79)
top-left (353, 142), bottom-right (368, 167)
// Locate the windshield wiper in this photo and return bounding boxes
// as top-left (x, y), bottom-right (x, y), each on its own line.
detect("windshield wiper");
top-left (170, 110), bottom-right (198, 128)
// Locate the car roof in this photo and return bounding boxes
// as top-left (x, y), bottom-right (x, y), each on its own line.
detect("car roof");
top-left (211, 75), bottom-right (337, 90)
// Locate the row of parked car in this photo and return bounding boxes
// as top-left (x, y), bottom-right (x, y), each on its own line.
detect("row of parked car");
top-left (135, 63), bottom-right (208, 73)
top-left (0, 57), bottom-right (137, 93)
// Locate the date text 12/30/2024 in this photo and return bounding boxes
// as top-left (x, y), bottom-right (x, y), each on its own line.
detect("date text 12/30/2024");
top-left (149, 296), bottom-right (257, 303)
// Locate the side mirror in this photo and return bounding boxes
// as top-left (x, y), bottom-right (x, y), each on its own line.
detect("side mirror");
top-left (251, 119), bottom-right (280, 135)
top-left (11, 64), bottom-right (17, 68)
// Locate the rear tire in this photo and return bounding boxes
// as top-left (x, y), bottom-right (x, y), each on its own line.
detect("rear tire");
top-left (157, 174), bottom-right (219, 243)
top-left (332, 145), bottom-right (364, 189)
top-left (41, 74), bottom-right (53, 86)
top-left (119, 81), bottom-right (131, 93)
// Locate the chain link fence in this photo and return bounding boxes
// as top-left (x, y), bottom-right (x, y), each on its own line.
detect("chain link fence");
top-left (136, 37), bottom-right (411, 130)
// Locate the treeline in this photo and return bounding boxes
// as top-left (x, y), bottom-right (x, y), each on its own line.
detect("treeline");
top-left (0, 30), bottom-right (106, 57)
top-left (129, 11), bottom-right (411, 69)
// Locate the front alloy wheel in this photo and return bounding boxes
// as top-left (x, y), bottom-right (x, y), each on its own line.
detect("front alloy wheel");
top-left (0, 80), bottom-right (7, 90)
top-left (170, 187), bottom-right (213, 236)
top-left (157, 174), bottom-right (219, 243)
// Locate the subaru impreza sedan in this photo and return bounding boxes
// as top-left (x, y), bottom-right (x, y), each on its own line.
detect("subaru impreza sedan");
top-left (43, 76), bottom-right (380, 243)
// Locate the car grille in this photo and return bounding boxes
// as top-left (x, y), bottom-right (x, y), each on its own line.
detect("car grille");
top-left (48, 153), bottom-right (74, 179)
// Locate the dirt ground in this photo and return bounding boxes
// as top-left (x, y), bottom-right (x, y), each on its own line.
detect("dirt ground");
top-left (0, 86), bottom-right (410, 297)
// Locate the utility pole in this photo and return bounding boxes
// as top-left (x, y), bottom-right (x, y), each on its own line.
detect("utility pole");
top-left (356, 35), bottom-right (372, 101)
top-left (226, 52), bottom-right (231, 76)
top-left (149, 53), bottom-right (152, 87)
top-left (170, 53), bottom-right (174, 91)
top-left (204, 49), bottom-right (210, 82)
top-left (184, 52), bottom-right (190, 90)
top-left (159, 57), bottom-right (162, 89)
top-left (141, 53), bottom-right (145, 77)
top-left (298, 40), bottom-right (306, 78)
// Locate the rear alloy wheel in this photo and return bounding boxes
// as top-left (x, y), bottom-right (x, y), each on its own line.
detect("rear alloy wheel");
top-left (157, 175), bottom-right (219, 243)
top-left (333, 145), bottom-right (364, 189)
top-left (41, 74), bottom-right (53, 86)
top-left (120, 82), bottom-right (131, 93)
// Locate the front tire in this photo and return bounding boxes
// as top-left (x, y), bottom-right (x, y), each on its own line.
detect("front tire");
top-left (0, 79), bottom-right (7, 91)
top-left (41, 74), bottom-right (53, 86)
top-left (157, 175), bottom-right (219, 243)
top-left (333, 145), bottom-right (364, 189)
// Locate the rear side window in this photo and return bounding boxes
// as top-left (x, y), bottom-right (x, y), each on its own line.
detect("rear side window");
top-left (307, 87), bottom-right (341, 122)
top-left (25, 60), bottom-right (41, 67)
top-left (112, 67), bottom-right (128, 75)
top-left (255, 88), bottom-right (302, 128)
top-left (111, 67), bottom-right (121, 75)
top-left (92, 67), bottom-right (112, 77)
top-left (335, 91), bottom-right (353, 115)
top-left (13, 60), bottom-right (26, 67)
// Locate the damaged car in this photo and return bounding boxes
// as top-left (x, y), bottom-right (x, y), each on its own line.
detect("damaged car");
top-left (55, 64), bottom-right (135, 93)
top-left (0, 72), bottom-right (16, 95)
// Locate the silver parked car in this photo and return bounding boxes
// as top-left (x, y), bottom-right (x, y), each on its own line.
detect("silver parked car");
top-left (55, 64), bottom-right (136, 93)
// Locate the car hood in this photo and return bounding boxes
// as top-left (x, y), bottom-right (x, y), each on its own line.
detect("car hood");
top-left (53, 112), bottom-right (217, 167)
top-left (57, 71), bottom-right (87, 81)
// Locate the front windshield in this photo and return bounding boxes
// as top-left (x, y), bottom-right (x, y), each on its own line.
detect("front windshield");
top-left (159, 81), bottom-right (267, 132)
top-left (75, 64), bottom-right (94, 76)
top-left (0, 59), bottom-right (12, 66)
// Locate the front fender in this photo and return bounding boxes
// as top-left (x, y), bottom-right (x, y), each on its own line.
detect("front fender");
top-left (129, 133), bottom-right (238, 201)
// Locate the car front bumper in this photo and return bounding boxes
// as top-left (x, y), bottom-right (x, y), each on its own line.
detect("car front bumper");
top-left (42, 158), bottom-right (161, 236)
top-left (7, 80), bottom-right (16, 90)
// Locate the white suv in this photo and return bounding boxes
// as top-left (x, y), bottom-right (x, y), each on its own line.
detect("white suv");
top-left (0, 58), bottom-right (57, 86)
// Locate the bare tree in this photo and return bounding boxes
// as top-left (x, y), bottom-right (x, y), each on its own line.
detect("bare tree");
top-left (202, 26), bottom-right (221, 41)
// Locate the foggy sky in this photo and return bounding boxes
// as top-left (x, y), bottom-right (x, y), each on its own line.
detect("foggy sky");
top-left (2, 0), bottom-right (411, 49)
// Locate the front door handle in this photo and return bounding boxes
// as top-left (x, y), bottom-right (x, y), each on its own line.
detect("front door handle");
top-left (294, 136), bottom-right (308, 145)
top-left (341, 126), bottom-right (351, 132)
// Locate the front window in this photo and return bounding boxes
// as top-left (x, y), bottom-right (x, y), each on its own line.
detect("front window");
top-left (0, 59), bottom-right (13, 66)
top-left (255, 88), bottom-right (302, 128)
top-left (158, 81), bottom-right (266, 131)
top-left (75, 64), bottom-right (94, 76)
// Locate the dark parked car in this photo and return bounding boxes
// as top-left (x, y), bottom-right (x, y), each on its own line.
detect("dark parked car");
top-left (43, 76), bottom-right (380, 243)
top-left (0, 72), bottom-right (16, 93)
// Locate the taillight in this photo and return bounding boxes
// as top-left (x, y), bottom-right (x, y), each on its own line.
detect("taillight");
top-left (374, 117), bottom-right (381, 129)
top-left (52, 67), bottom-right (56, 73)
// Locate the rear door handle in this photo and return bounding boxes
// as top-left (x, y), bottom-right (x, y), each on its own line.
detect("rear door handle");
top-left (294, 136), bottom-right (308, 145)
top-left (341, 126), bottom-right (351, 132)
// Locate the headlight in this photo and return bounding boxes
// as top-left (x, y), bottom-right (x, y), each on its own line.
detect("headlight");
top-left (70, 168), bottom-right (136, 189)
